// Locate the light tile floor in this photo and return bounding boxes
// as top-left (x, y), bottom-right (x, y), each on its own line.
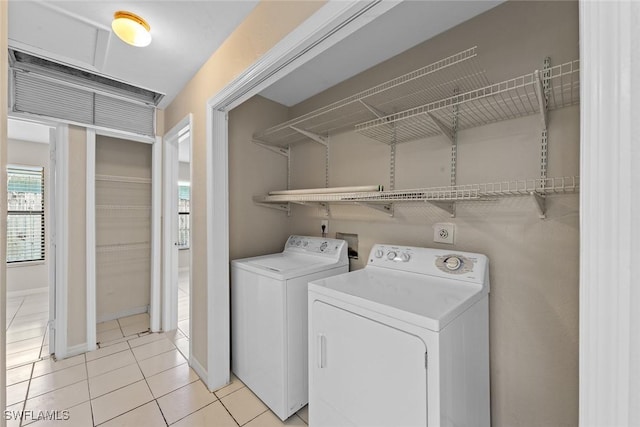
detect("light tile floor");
top-left (6, 291), bottom-right (49, 370)
top-left (175, 268), bottom-right (190, 359)
top-left (6, 321), bottom-right (309, 426)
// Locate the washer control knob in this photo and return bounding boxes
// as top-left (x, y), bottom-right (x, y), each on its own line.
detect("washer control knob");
top-left (295, 240), bottom-right (301, 246)
top-left (374, 249), bottom-right (384, 258)
top-left (303, 241), bottom-right (308, 247)
top-left (444, 256), bottom-right (462, 271)
top-left (387, 251), bottom-right (397, 260)
top-left (400, 252), bottom-right (411, 262)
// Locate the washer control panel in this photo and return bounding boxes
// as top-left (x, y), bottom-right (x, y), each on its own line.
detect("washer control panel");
top-left (285, 235), bottom-right (346, 258)
top-left (435, 254), bottom-right (473, 275)
top-left (367, 244), bottom-right (488, 285)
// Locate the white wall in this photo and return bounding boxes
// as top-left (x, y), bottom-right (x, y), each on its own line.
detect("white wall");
top-left (280, 2), bottom-right (579, 426)
top-left (7, 138), bottom-right (50, 294)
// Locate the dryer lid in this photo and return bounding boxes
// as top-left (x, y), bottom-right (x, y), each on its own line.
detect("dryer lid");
top-left (308, 268), bottom-right (486, 331)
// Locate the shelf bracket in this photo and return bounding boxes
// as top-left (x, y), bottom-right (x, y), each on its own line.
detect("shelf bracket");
top-left (355, 202), bottom-right (394, 217)
top-left (252, 140), bottom-right (289, 157)
top-left (427, 201), bottom-right (456, 217)
top-left (427, 113), bottom-right (455, 144)
top-left (531, 192), bottom-right (546, 219)
top-left (534, 70), bottom-right (549, 130)
top-left (359, 100), bottom-right (387, 119)
top-left (290, 201), bottom-right (331, 217)
top-left (255, 202), bottom-right (291, 215)
top-left (289, 126), bottom-right (328, 146)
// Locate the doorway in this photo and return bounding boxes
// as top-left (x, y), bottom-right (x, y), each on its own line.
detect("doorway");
top-left (164, 115), bottom-right (192, 360)
top-left (5, 118), bottom-right (53, 389)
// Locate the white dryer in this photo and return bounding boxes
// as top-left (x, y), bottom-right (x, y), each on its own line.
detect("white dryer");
top-left (231, 235), bottom-right (348, 421)
top-left (308, 245), bottom-right (490, 427)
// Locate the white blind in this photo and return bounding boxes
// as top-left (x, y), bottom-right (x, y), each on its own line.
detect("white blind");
top-left (7, 166), bottom-right (45, 263)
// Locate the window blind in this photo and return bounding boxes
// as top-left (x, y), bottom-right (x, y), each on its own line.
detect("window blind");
top-left (7, 166), bottom-right (45, 263)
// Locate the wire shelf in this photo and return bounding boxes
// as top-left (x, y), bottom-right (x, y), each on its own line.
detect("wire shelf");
top-left (355, 60), bottom-right (580, 145)
top-left (95, 174), bottom-right (152, 184)
top-left (253, 47), bottom-right (488, 147)
top-left (253, 176), bottom-right (579, 205)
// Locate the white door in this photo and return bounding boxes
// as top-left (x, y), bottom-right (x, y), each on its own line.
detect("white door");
top-left (310, 301), bottom-right (428, 427)
top-left (162, 135), bottom-right (179, 331)
top-left (48, 127), bottom-right (56, 353)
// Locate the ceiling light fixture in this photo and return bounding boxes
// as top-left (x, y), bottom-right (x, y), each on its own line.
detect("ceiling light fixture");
top-left (112, 11), bottom-right (152, 47)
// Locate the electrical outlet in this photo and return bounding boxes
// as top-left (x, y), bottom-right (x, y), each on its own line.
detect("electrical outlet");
top-left (433, 222), bottom-right (455, 244)
top-left (321, 220), bottom-right (329, 236)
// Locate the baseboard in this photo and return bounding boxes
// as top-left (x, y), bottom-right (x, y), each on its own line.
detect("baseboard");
top-left (64, 342), bottom-right (89, 359)
top-left (97, 305), bottom-right (149, 323)
top-left (190, 355), bottom-right (209, 388)
top-left (7, 287), bottom-right (48, 298)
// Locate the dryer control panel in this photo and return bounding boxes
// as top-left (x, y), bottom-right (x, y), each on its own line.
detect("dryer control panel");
top-left (285, 235), bottom-right (347, 260)
top-left (367, 244), bottom-right (488, 285)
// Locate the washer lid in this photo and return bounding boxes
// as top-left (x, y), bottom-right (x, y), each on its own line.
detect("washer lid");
top-left (233, 252), bottom-right (344, 279)
top-left (308, 267), bottom-right (486, 331)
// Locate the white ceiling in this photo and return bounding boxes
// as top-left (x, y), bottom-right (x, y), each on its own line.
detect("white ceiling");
top-left (8, 1), bottom-right (259, 109)
top-left (7, 119), bottom-right (52, 144)
top-left (7, 1), bottom-right (502, 114)
top-left (260, 1), bottom-right (502, 107)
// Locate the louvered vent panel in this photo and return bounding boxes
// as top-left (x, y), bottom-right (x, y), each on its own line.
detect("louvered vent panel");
top-left (14, 71), bottom-right (94, 124)
top-left (12, 70), bottom-right (155, 137)
top-left (95, 94), bottom-right (155, 136)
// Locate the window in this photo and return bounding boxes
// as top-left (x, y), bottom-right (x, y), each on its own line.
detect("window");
top-left (7, 166), bottom-right (45, 263)
top-left (178, 183), bottom-right (190, 249)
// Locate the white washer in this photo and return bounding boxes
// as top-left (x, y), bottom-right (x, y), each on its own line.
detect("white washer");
top-left (231, 235), bottom-right (348, 421)
top-left (308, 244), bottom-right (490, 427)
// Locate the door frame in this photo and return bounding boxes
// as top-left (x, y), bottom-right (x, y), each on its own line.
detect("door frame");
top-left (204, 0), bottom-right (401, 391)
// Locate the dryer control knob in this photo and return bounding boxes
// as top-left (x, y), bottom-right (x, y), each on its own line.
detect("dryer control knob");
top-left (374, 249), bottom-right (384, 258)
top-left (387, 251), bottom-right (397, 260)
top-left (400, 252), bottom-right (411, 262)
top-left (444, 256), bottom-right (462, 271)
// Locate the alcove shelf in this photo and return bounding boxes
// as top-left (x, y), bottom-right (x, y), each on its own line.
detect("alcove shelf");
top-left (253, 176), bottom-right (580, 219)
top-left (252, 46), bottom-right (581, 219)
top-left (252, 46), bottom-right (488, 148)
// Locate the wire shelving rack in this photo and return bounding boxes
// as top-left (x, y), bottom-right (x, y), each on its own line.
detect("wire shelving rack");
top-left (253, 47), bottom-right (488, 147)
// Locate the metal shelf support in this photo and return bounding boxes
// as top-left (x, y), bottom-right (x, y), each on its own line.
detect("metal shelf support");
top-left (531, 192), bottom-right (546, 219)
top-left (356, 202), bottom-right (394, 217)
top-left (428, 201), bottom-right (456, 217)
top-left (428, 113), bottom-right (455, 144)
top-left (252, 140), bottom-right (290, 157)
top-left (289, 126), bottom-right (328, 146)
top-left (255, 202), bottom-right (290, 215)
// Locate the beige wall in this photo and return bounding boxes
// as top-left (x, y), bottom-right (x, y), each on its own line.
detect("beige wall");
top-left (164, 0), bottom-right (325, 373)
top-left (281, 2), bottom-right (579, 426)
top-left (67, 125), bottom-right (87, 348)
top-left (7, 139), bottom-right (50, 293)
top-left (1, 0), bottom-right (9, 413)
top-left (95, 136), bottom-right (152, 321)
top-left (229, 96), bottom-right (290, 260)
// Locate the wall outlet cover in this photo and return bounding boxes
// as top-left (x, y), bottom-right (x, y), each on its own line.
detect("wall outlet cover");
top-left (321, 220), bottom-right (329, 235)
top-left (433, 222), bottom-right (455, 244)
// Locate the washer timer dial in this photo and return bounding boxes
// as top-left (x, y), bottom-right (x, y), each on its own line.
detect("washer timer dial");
top-left (444, 256), bottom-right (462, 271)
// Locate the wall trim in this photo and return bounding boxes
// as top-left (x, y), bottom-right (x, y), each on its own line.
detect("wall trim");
top-left (204, 0), bottom-right (402, 391)
top-left (190, 354), bottom-right (208, 388)
top-left (96, 305), bottom-right (148, 324)
top-left (53, 124), bottom-right (69, 359)
top-left (66, 343), bottom-right (89, 358)
top-left (579, 1), bottom-right (640, 425)
top-left (85, 128), bottom-right (96, 352)
top-left (150, 136), bottom-right (162, 332)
